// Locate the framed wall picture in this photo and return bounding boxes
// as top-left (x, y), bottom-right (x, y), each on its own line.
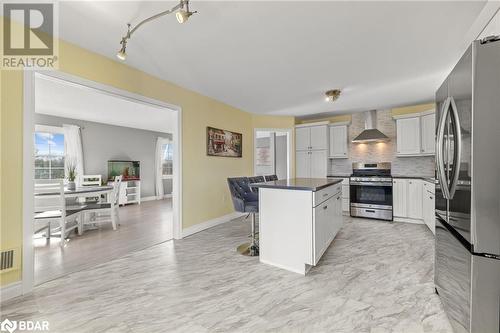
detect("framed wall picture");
top-left (206, 127), bottom-right (242, 157)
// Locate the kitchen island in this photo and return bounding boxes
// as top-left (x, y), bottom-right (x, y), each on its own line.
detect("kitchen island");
top-left (251, 178), bottom-right (343, 275)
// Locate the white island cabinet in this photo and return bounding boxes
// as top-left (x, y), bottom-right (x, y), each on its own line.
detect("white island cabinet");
top-left (251, 178), bottom-right (343, 275)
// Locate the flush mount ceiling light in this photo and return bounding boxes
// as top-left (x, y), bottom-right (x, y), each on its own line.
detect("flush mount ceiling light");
top-left (325, 89), bottom-right (341, 102)
top-left (116, 0), bottom-right (197, 61)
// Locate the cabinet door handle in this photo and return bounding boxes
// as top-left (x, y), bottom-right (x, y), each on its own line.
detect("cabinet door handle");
top-left (365, 210), bottom-right (376, 213)
top-left (430, 196), bottom-right (433, 200)
top-left (337, 196), bottom-right (340, 200)
top-left (323, 205), bottom-right (328, 210)
top-left (323, 193), bottom-right (329, 197)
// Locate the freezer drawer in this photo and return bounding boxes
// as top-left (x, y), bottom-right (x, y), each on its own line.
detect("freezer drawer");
top-left (435, 218), bottom-right (471, 333)
top-left (471, 255), bottom-right (500, 333)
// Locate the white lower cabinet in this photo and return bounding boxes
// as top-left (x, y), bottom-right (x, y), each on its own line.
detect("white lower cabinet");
top-left (296, 150), bottom-right (327, 178)
top-left (328, 177), bottom-right (350, 214)
top-left (312, 190), bottom-right (342, 265)
top-left (393, 178), bottom-right (435, 234)
top-left (407, 179), bottom-right (423, 219)
top-left (393, 179), bottom-right (408, 218)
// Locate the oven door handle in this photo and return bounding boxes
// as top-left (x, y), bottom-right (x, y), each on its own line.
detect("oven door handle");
top-left (350, 181), bottom-right (393, 187)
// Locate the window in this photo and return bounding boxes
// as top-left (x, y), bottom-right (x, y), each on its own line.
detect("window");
top-left (34, 126), bottom-right (65, 179)
top-left (161, 143), bottom-right (173, 177)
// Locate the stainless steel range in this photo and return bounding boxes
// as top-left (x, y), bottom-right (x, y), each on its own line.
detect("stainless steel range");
top-left (350, 162), bottom-right (393, 221)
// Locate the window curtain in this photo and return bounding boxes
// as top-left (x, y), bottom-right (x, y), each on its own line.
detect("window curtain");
top-left (155, 137), bottom-right (168, 199)
top-left (63, 124), bottom-right (84, 186)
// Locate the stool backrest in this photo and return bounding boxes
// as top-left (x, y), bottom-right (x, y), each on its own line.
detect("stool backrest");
top-left (264, 175), bottom-right (278, 181)
top-left (248, 176), bottom-right (265, 184)
top-left (34, 179), bottom-right (65, 217)
top-left (227, 177), bottom-right (255, 212)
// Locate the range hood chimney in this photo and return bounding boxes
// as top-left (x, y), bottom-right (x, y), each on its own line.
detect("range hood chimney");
top-left (352, 110), bottom-right (390, 143)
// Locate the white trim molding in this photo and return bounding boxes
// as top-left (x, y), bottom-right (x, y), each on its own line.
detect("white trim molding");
top-left (328, 120), bottom-right (351, 127)
top-left (1, 281), bottom-right (23, 303)
top-left (393, 217), bottom-right (424, 225)
top-left (182, 212), bottom-right (245, 238)
top-left (295, 121), bottom-right (330, 128)
top-left (392, 109), bottom-right (435, 120)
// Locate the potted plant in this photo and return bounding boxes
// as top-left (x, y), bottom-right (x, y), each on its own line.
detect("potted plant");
top-left (67, 161), bottom-right (77, 191)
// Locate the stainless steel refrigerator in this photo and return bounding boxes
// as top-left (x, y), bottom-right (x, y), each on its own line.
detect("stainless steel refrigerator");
top-left (434, 36), bottom-right (500, 333)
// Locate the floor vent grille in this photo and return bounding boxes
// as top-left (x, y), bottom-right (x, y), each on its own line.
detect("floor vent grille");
top-left (0, 249), bottom-right (19, 272)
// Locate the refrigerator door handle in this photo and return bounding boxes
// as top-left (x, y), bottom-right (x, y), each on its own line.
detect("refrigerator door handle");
top-left (437, 97), bottom-right (451, 199)
top-left (448, 96), bottom-right (462, 200)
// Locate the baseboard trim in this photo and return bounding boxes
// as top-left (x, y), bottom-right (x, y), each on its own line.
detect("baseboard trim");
top-left (182, 212), bottom-right (245, 238)
top-left (141, 196), bottom-right (158, 202)
top-left (1, 281), bottom-right (23, 303)
top-left (142, 195), bottom-right (172, 202)
top-left (393, 217), bottom-right (424, 224)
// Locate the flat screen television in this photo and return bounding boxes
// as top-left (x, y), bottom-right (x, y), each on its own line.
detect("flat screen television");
top-left (108, 160), bottom-right (140, 180)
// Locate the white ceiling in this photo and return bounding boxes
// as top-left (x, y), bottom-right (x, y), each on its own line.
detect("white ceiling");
top-left (56, 1), bottom-right (487, 117)
top-left (35, 74), bottom-right (175, 133)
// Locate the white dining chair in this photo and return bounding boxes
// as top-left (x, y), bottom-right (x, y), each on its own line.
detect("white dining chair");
top-left (34, 179), bottom-right (81, 247)
top-left (79, 175), bottom-right (122, 233)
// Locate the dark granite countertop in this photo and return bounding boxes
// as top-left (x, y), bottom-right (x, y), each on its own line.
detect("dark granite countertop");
top-left (250, 178), bottom-right (342, 192)
top-left (327, 174), bottom-right (351, 178)
top-left (392, 175), bottom-right (436, 183)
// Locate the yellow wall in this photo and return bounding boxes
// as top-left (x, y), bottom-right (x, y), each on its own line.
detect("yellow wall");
top-left (295, 114), bottom-right (352, 125)
top-left (391, 103), bottom-right (435, 116)
top-left (0, 33), bottom-right (294, 286)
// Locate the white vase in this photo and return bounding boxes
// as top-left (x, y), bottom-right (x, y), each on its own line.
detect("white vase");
top-left (68, 181), bottom-right (76, 191)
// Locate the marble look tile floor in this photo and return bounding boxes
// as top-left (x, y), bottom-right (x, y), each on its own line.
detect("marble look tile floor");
top-left (1, 216), bottom-right (453, 333)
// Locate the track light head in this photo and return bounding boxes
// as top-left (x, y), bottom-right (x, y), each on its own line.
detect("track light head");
top-left (175, 9), bottom-right (193, 23)
top-left (116, 39), bottom-right (127, 61)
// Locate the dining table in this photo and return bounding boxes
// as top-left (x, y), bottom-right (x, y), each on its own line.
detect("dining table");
top-left (35, 185), bottom-right (114, 198)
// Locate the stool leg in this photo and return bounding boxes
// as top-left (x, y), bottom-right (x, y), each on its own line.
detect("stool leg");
top-left (237, 212), bottom-right (259, 257)
top-left (249, 213), bottom-right (259, 256)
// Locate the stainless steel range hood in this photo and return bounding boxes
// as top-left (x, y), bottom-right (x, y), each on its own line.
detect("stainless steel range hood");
top-left (352, 110), bottom-right (390, 143)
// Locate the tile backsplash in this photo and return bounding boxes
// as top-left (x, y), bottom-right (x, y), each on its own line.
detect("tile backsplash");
top-left (328, 109), bottom-right (435, 177)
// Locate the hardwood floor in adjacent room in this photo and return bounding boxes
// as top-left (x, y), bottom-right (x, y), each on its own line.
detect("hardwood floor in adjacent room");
top-left (4, 216), bottom-right (452, 332)
top-left (34, 198), bottom-right (173, 285)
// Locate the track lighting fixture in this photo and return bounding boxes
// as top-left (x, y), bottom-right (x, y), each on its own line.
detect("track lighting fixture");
top-left (116, 0), bottom-right (197, 61)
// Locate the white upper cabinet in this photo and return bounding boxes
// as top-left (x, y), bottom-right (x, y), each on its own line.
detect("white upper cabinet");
top-left (396, 117), bottom-right (421, 155)
top-left (420, 113), bottom-right (435, 155)
top-left (329, 125), bottom-right (348, 158)
top-left (394, 110), bottom-right (436, 157)
top-left (295, 125), bottom-right (328, 151)
top-left (295, 127), bottom-right (311, 151)
top-left (310, 126), bottom-right (328, 150)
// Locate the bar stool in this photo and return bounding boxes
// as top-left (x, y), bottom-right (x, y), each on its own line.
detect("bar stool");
top-left (227, 177), bottom-right (259, 256)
